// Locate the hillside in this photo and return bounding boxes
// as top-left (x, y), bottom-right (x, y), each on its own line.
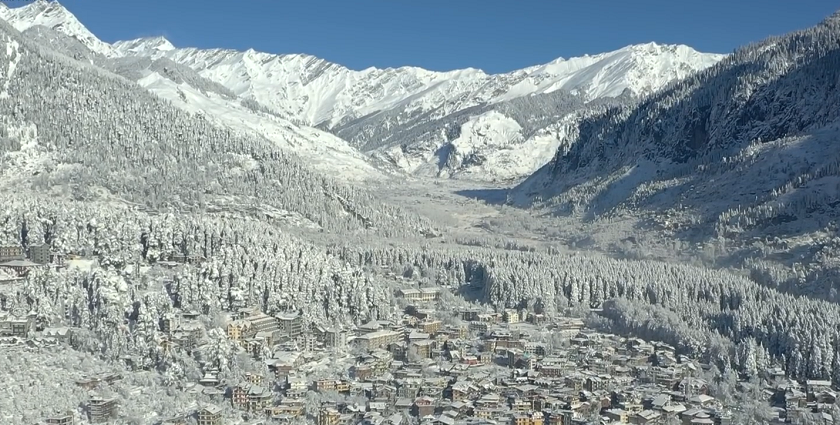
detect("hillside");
top-left (0, 17), bottom-right (430, 237)
top-left (515, 11), bottom-right (840, 301)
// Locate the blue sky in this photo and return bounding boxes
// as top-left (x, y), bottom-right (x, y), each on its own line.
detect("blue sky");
top-left (19, 0), bottom-right (840, 73)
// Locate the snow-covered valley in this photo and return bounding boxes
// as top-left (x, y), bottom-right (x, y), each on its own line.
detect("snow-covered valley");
top-left (1, 1), bottom-right (840, 425)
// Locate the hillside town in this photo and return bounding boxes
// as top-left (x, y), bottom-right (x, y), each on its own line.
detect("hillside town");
top-left (0, 252), bottom-right (834, 425)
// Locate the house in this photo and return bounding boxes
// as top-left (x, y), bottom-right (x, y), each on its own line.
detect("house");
top-left (604, 408), bottom-right (628, 423)
top-left (0, 315), bottom-right (34, 337)
top-left (42, 411), bottom-right (75, 425)
top-left (631, 410), bottom-right (661, 424)
top-left (318, 407), bottom-right (341, 425)
top-left (807, 380), bottom-right (833, 400)
top-left (0, 258), bottom-right (42, 277)
top-left (42, 327), bottom-right (73, 342)
top-left (197, 405), bottom-right (223, 425)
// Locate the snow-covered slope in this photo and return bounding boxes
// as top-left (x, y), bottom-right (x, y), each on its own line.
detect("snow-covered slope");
top-left (0, 0), bottom-right (113, 56)
top-left (513, 11), bottom-right (840, 300)
top-left (134, 71), bottom-right (386, 181)
top-left (2, 0), bottom-right (726, 181)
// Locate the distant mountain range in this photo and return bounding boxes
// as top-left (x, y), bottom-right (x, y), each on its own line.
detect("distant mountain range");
top-left (0, 0), bottom-right (725, 181)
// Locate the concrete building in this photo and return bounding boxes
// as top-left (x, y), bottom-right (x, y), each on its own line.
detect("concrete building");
top-left (356, 330), bottom-right (401, 350)
top-left (29, 244), bottom-right (51, 265)
top-left (88, 397), bottom-right (118, 423)
top-left (277, 312), bottom-right (303, 339)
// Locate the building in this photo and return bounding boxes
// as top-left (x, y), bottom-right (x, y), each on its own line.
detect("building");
top-left (398, 287), bottom-right (440, 302)
top-left (0, 315), bottom-right (34, 337)
top-left (419, 320), bottom-right (442, 334)
top-left (356, 330), bottom-right (401, 350)
top-left (197, 405), bottom-right (223, 425)
top-left (42, 411), bottom-right (74, 424)
top-left (0, 245), bottom-right (23, 261)
top-left (247, 313), bottom-right (280, 334)
top-left (318, 407), bottom-right (341, 425)
top-left (227, 320), bottom-right (254, 341)
top-left (504, 309), bottom-right (520, 324)
top-left (29, 244), bottom-right (51, 265)
top-left (0, 259), bottom-right (42, 277)
top-left (277, 312), bottom-right (303, 339)
top-left (88, 397), bottom-right (118, 423)
top-left (324, 327), bottom-right (346, 348)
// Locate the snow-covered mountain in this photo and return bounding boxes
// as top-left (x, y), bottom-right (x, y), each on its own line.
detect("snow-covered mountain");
top-left (0, 0), bottom-right (112, 56)
top-left (515, 10), bottom-right (840, 300)
top-left (1, 1), bottom-right (388, 181)
top-left (113, 39), bottom-right (723, 180)
top-left (1, 0), bottom-right (726, 181)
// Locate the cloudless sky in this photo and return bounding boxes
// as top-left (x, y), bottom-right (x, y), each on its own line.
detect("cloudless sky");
top-left (13, 0), bottom-right (840, 73)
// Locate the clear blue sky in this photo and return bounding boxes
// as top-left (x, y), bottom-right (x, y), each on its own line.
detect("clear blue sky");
top-left (19, 0), bottom-right (840, 73)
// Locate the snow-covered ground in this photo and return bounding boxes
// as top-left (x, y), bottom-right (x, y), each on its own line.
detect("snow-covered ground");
top-left (135, 71), bottom-right (387, 182)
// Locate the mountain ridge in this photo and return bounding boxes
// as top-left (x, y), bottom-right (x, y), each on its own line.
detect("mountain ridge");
top-left (0, 0), bottom-right (726, 181)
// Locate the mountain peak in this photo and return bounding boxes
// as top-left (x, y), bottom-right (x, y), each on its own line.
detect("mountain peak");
top-left (0, 0), bottom-right (114, 56)
top-left (113, 36), bottom-right (175, 55)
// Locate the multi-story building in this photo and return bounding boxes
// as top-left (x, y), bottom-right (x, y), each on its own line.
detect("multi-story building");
top-left (419, 320), bottom-right (442, 334)
top-left (277, 312), bottom-right (303, 339)
top-left (197, 405), bottom-right (222, 425)
top-left (316, 379), bottom-right (350, 393)
top-left (160, 313), bottom-right (178, 334)
top-left (318, 407), bottom-right (341, 425)
top-left (397, 287), bottom-right (440, 302)
top-left (29, 244), bottom-right (51, 265)
top-left (226, 320), bottom-right (254, 341)
top-left (356, 330), bottom-right (401, 350)
top-left (248, 313), bottom-right (280, 334)
top-left (504, 309), bottom-right (520, 324)
top-left (324, 327), bottom-right (346, 348)
top-left (88, 397), bottom-right (118, 424)
top-left (286, 375), bottom-right (308, 398)
top-left (0, 245), bottom-right (24, 261)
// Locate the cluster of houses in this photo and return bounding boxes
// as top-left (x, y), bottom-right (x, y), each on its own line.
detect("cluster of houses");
top-left (22, 279), bottom-right (840, 425)
top-left (112, 285), bottom-right (748, 425)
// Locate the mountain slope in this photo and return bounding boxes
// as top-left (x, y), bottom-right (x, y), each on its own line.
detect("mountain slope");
top-left (0, 17), bottom-right (430, 237)
top-left (0, 0), bottom-right (112, 56)
top-left (16, 22), bottom-right (388, 182)
top-left (515, 10), bottom-right (840, 300)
